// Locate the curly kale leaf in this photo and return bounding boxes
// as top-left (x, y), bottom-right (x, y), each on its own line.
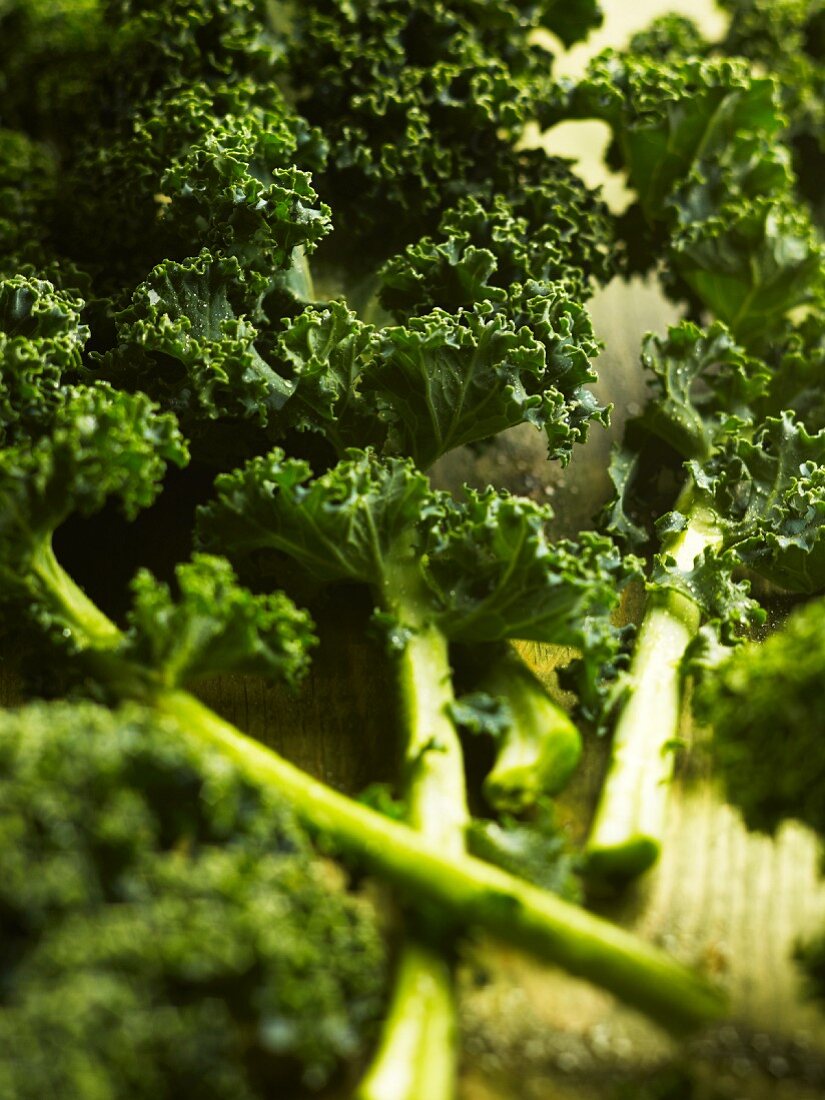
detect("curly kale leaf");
top-left (379, 179), bottom-right (615, 317)
top-left (650, 542), bottom-right (762, 643)
top-left (371, 307), bottom-right (545, 468)
top-left (274, 301), bottom-right (384, 452)
top-left (600, 445), bottom-right (650, 550)
top-left (275, 285), bottom-right (603, 468)
top-left (197, 449), bottom-right (434, 587)
top-left (424, 491), bottom-right (638, 717)
top-left (627, 14), bottom-right (708, 60)
top-left (571, 52), bottom-right (824, 338)
top-left (695, 596), bottom-right (825, 838)
top-left (101, 251), bottom-right (293, 431)
top-left (62, 80), bottom-right (330, 292)
top-left (4, 3), bottom-right (328, 290)
top-left (371, 290), bottom-right (602, 467)
top-left (756, 309), bottom-right (825, 429)
top-left (571, 54), bottom-right (781, 219)
top-left (718, 0), bottom-right (825, 222)
top-left (688, 413), bottom-right (825, 594)
top-left (101, 0), bottom-right (286, 97)
top-left (448, 691), bottom-right (513, 740)
top-left (280, 0), bottom-right (574, 253)
top-left (121, 554), bottom-right (316, 689)
top-left (637, 321), bottom-right (767, 461)
top-left (671, 192), bottom-right (823, 341)
top-left (0, 386), bottom-right (188, 584)
top-left (425, 489), bottom-right (633, 644)
top-left (199, 449), bottom-right (634, 719)
top-left (0, 276), bottom-right (90, 443)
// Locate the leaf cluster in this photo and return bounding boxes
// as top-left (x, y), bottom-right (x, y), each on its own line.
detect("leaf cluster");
top-left (0, 700), bottom-right (386, 1098)
top-left (570, 45), bottom-right (824, 339)
top-left (695, 598), bottom-right (825, 841)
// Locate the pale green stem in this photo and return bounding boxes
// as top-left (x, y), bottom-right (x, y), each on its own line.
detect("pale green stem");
top-left (154, 688), bottom-right (726, 1034)
top-left (477, 644), bottom-right (581, 814)
top-left (36, 554), bottom-right (727, 1033)
top-left (392, 611), bottom-right (468, 850)
top-left (356, 944), bottom-right (456, 1100)
top-left (585, 502), bottom-right (723, 881)
top-left (357, 566), bottom-right (467, 1100)
top-left (30, 541), bottom-right (122, 649)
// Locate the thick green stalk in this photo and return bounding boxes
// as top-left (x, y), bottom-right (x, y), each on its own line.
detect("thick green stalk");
top-left (585, 502), bottom-right (722, 882)
top-left (387, 568), bottom-right (469, 849)
top-left (155, 688), bottom-right (725, 1034)
top-left (37, 554), bottom-right (727, 1033)
top-left (356, 944), bottom-right (456, 1100)
top-left (30, 540), bottom-right (122, 649)
top-left (471, 644), bottom-right (581, 813)
top-left (357, 566), bottom-right (466, 1100)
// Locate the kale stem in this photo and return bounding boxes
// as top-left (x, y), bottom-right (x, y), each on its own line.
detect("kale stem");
top-left (35, 551), bottom-right (727, 1033)
top-left (388, 572), bottom-right (469, 849)
top-left (470, 643), bottom-right (581, 813)
top-left (356, 564), bottom-right (468, 1100)
top-left (585, 500), bottom-right (723, 882)
top-left (153, 687), bottom-right (726, 1034)
top-left (30, 540), bottom-right (122, 649)
top-left (355, 943), bottom-right (457, 1100)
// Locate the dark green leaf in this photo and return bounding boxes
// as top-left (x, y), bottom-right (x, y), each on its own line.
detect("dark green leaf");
top-left (121, 554), bottom-right (316, 689)
top-left (197, 449), bottom-right (434, 586)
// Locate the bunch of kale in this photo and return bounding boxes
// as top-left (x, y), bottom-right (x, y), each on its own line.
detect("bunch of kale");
top-left (2, 0), bottom-right (824, 1096)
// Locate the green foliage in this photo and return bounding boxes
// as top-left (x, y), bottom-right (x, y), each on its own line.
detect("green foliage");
top-left (467, 805), bottom-right (581, 900)
top-left (199, 448), bottom-right (635, 721)
top-left (199, 447), bottom-right (634, 664)
top-left (0, 700), bottom-right (386, 1097)
top-left (627, 14), bottom-right (707, 60)
top-left (0, 0), bottom-right (105, 141)
top-left (0, 129), bottom-right (58, 272)
top-left (425, 490), bottom-right (631, 644)
top-left (448, 691), bottom-right (513, 740)
top-left (274, 300), bottom-right (383, 452)
top-left (696, 597), bottom-right (825, 839)
top-left (3, 0), bottom-right (785, 1080)
top-left (121, 554), bottom-right (316, 689)
top-left (757, 308), bottom-right (825, 429)
top-left (601, 322), bottom-right (825, 643)
top-left (0, 386), bottom-right (187, 589)
top-left (571, 51), bottom-right (824, 339)
top-left (0, 275), bottom-right (89, 443)
top-left (717, 0), bottom-right (825, 221)
top-left (372, 300), bottom-right (589, 468)
top-left (61, 79), bottom-right (330, 293)
top-left (281, 0), bottom-right (599, 253)
top-left (696, 575), bottom-right (825, 1008)
top-left (379, 180), bottom-right (615, 316)
top-left (101, 251), bottom-right (292, 432)
top-left (687, 414), bottom-right (825, 594)
top-left (637, 321), bottom-right (765, 461)
top-left (571, 54), bottom-right (781, 220)
top-left (198, 448), bottom-right (432, 587)
top-left (275, 283), bottom-right (604, 467)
